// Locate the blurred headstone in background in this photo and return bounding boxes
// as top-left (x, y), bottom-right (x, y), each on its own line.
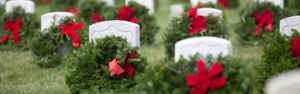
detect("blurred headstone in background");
top-left (6, 0), bottom-right (34, 13)
top-left (253, 0), bottom-right (284, 8)
top-left (99, 0), bottom-right (115, 6)
top-left (191, 0), bottom-right (218, 7)
top-left (170, 4), bottom-right (184, 18)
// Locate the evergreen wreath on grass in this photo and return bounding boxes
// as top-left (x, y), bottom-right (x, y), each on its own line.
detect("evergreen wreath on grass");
top-left (117, 1), bottom-right (160, 45)
top-left (163, 8), bottom-right (229, 59)
top-left (0, 6), bottom-right (39, 50)
top-left (252, 29), bottom-right (300, 94)
top-left (30, 17), bottom-right (87, 68)
top-left (76, 0), bottom-right (118, 25)
top-left (133, 54), bottom-right (253, 94)
top-left (234, 2), bottom-right (295, 46)
top-left (49, 0), bottom-right (79, 11)
top-left (65, 36), bottom-right (147, 94)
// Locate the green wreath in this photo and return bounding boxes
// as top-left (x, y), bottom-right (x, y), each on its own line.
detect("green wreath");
top-left (65, 36), bottom-right (147, 93)
top-left (252, 29), bottom-right (300, 94)
top-left (234, 2), bottom-right (295, 45)
top-left (0, 6), bottom-right (39, 50)
top-left (133, 54), bottom-right (253, 94)
top-left (50, 0), bottom-right (79, 11)
top-left (163, 13), bottom-right (229, 59)
top-left (30, 17), bottom-right (88, 68)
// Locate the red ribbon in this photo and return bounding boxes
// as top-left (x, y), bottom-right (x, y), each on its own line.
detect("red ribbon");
top-left (45, 0), bottom-right (50, 4)
top-left (65, 8), bottom-right (79, 16)
top-left (59, 20), bottom-right (83, 48)
top-left (187, 8), bottom-right (207, 34)
top-left (253, 9), bottom-right (273, 35)
top-left (109, 51), bottom-right (137, 78)
top-left (92, 14), bottom-right (102, 24)
top-left (117, 5), bottom-right (138, 24)
top-left (0, 18), bottom-right (23, 45)
top-left (186, 60), bottom-right (226, 94)
top-left (218, 0), bottom-right (228, 9)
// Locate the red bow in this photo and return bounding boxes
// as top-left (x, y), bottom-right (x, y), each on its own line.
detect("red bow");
top-left (65, 8), bottom-right (79, 16)
top-left (0, 18), bottom-right (23, 45)
top-left (92, 14), bottom-right (102, 24)
top-left (59, 20), bottom-right (83, 48)
top-left (253, 9), bottom-right (273, 35)
top-left (186, 60), bottom-right (226, 94)
top-left (109, 51), bottom-right (137, 78)
top-left (218, 0), bottom-right (228, 9)
top-left (187, 8), bottom-right (207, 34)
top-left (45, 0), bottom-right (50, 4)
top-left (117, 6), bottom-right (138, 24)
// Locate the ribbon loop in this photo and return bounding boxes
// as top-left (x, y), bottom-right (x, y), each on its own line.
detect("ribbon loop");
top-left (117, 5), bottom-right (138, 24)
top-left (187, 8), bottom-right (207, 34)
top-left (109, 51), bottom-right (137, 78)
top-left (59, 20), bottom-right (83, 48)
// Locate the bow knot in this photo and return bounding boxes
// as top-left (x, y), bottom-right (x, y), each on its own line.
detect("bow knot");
top-left (186, 60), bottom-right (226, 94)
top-left (109, 51), bottom-right (137, 78)
top-left (117, 6), bottom-right (138, 24)
top-left (187, 8), bottom-right (207, 34)
top-left (59, 20), bottom-right (83, 47)
top-left (253, 9), bottom-right (273, 35)
top-left (0, 18), bottom-right (23, 45)
top-left (92, 14), bottom-right (102, 24)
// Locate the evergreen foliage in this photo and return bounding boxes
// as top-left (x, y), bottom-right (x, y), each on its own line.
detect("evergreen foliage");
top-left (234, 2), bottom-right (295, 45)
top-left (163, 13), bottom-right (229, 59)
top-left (284, 0), bottom-right (300, 9)
top-left (49, 0), bottom-right (79, 11)
top-left (0, 6), bottom-right (39, 50)
top-left (65, 36), bottom-right (147, 93)
top-left (30, 17), bottom-right (88, 68)
top-left (252, 29), bottom-right (300, 94)
top-left (126, 1), bottom-right (160, 45)
top-left (228, 0), bottom-right (239, 8)
top-left (134, 54), bottom-right (253, 94)
top-left (77, 0), bottom-right (118, 25)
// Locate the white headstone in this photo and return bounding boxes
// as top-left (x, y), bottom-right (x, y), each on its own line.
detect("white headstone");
top-left (6, 0), bottom-right (34, 13)
top-left (197, 8), bottom-right (222, 19)
top-left (190, 0), bottom-right (218, 7)
top-left (99, 0), bottom-right (114, 6)
top-left (0, 0), bottom-right (6, 5)
top-left (125, 0), bottom-right (154, 15)
top-left (170, 4), bottom-right (184, 18)
top-left (41, 12), bottom-right (74, 32)
top-left (265, 70), bottom-right (300, 94)
top-left (89, 20), bottom-right (140, 47)
top-left (253, 0), bottom-right (284, 8)
top-left (280, 16), bottom-right (300, 36)
top-left (175, 37), bottom-right (232, 62)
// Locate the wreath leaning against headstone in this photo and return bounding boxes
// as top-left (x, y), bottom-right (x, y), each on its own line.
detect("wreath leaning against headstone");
top-left (64, 36), bottom-right (147, 93)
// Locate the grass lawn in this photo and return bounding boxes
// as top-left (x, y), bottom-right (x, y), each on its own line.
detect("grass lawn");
top-left (0, 0), bottom-right (262, 93)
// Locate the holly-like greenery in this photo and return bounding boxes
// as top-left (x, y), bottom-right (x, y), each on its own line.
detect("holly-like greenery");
top-left (0, 6), bottom-right (39, 50)
top-left (163, 13), bottom-right (229, 59)
top-left (252, 29), bottom-right (300, 94)
top-left (50, 0), bottom-right (79, 11)
top-left (30, 17), bottom-right (88, 68)
top-left (65, 36), bottom-right (147, 94)
top-left (228, 0), bottom-right (239, 8)
top-left (77, 0), bottom-right (118, 25)
top-left (234, 2), bottom-right (295, 45)
top-left (133, 54), bottom-right (253, 94)
top-left (126, 1), bottom-right (160, 45)
top-left (284, 0), bottom-right (300, 9)
top-left (115, 0), bottom-right (160, 11)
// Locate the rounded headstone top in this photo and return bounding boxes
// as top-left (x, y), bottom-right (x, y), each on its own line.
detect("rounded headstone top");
top-left (6, 0), bottom-right (35, 13)
top-left (197, 8), bottom-right (222, 18)
top-left (41, 12), bottom-right (75, 32)
top-left (280, 16), bottom-right (300, 36)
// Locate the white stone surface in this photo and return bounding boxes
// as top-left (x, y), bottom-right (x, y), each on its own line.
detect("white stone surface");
top-left (265, 70), bottom-right (300, 94)
top-left (6, 0), bottom-right (34, 13)
top-left (197, 8), bottom-right (222, 18)
top-left (125, 0), bottom-right (154, 15)
top-left (41, 12), bottom-right (74, 32)
top-left (89, 20), bottom-right (140, 47)
top-left (175, 37), bottom-right (232, 62)
top-left (191, 0), bottom-right (217, 7)
top-left (280, 16), bottom-right (300, 36)
top-left (253, 0), bottom-right (284, 8)
top-left (0, 0), bottom-right (6, 5)
top-left (170, 4), bottom-right (184, 18)
top-left (99, 0), bottom-right (114, 6)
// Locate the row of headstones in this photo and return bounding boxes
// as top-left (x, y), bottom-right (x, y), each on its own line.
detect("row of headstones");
top-left (171, 0), bottom-right (284, 18)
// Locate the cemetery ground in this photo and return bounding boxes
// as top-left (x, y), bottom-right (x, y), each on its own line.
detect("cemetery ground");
top-left (0, 0), bottom-right (261, 93)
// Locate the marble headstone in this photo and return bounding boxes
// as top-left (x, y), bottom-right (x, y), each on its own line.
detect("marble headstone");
top-left (41, 12), bottom-right (74, 32)
top-left (265, 70), bottom-right (300, 94)
top-left (6, 0), bottom-right (34, 13)
top-left (125, 0), bottom-right (154, 15)
top-left (253, 0), bottom-right (284, 8)
top-left (170, 4), bottom-right (184, 18)
top-left (280, 16), bottom-right (300, 36)
top-left (191, 0), bottom-right (218, 7)
top-left (99, 0), bottom-right (114, 6)
top-left (89, 20), bottom-right (140, 47)
top-left (175, 37), bottom-right (232, 62)
top-left (197, 8), bottom-right (222, 18)
top-left (0, 0), bottom-right (6, 5)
